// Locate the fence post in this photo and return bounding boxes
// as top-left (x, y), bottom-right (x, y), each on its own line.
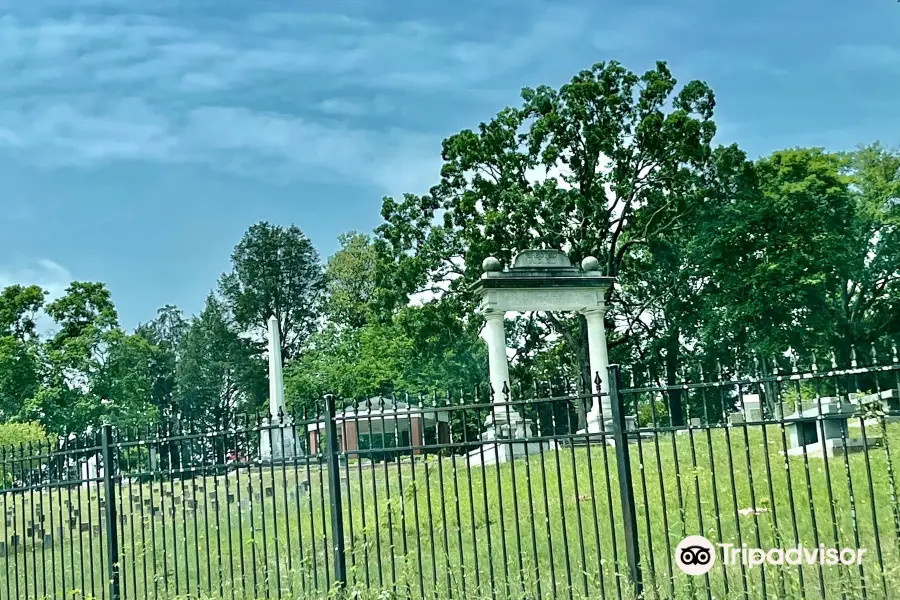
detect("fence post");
top-left (607, 364), bottom-right (643, 598)
top-left (324, 394), bottom-right (348, 590)
top-left (100, 424), bottom-right (121, 600)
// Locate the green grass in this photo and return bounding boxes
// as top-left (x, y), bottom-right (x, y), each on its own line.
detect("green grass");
top-left (2, 421), bottom-right (900, 600)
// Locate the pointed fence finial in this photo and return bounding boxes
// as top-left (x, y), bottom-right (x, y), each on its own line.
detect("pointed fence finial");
top-left (811, 351), bottom-right (819, 373)
top-left (851, 345), bottom-right (858, 368)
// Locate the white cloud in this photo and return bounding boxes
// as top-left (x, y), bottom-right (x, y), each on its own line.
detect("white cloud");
top-left (0, 8), bottom-right (508, 194)
top-left (0, 2), bottom-right (670, 195)
top-left (0, 96), bottom-right (440, 194)
top-left (315, 96), bottom-right (395, 118)
top-left (0, 98), bottom-right (178, 162)
top-left (0, 259), bottom-right (72, 300)
top-left (0, 6), bottom-right (595, 97)
top-left (180, 106), bottom-right (442, 194)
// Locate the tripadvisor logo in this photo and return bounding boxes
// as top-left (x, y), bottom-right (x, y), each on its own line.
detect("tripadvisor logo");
top-left (676, 536), bottom-right (716, 575)
top-left (676, 536), bottom-right (867, 575)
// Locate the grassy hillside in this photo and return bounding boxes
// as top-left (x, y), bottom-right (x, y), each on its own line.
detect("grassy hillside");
top-left (1, 422), bottom-right (899, 600)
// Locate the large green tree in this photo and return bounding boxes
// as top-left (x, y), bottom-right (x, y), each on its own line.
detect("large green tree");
top-left (28, 282), bottom-right (157, 433)
top-left (832, 144), bottom-right (900, 356)
top-left (0, 284), bottom-right (45, 341)
top-left (699, 145), bottom-right (900, 367)
top-left (285, 303), bottom-right (488, 409)
top-left (176, 295), bottom-right (266, 428)
top-left (0, 285), bottom-right (46, 420)
top-left (219, 222), bottom-right (325, 362)
top-left (325, 231), bottom-right (380, 329)
top-left (289, 231), bottom-right (489, 408)
top-left (134, 305), bottom-right (188, 428)
top-left (701, 148), bottom-right (854, 360)
top-left (377, 60), bottom-right (719, 426)
top-left (612, 144), bottom-right (762, 422)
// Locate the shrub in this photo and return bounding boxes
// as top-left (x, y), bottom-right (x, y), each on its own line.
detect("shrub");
top-left (0, 421), bottom-right (52, 451)
top-left (0, 421), bottom-right (54, 487)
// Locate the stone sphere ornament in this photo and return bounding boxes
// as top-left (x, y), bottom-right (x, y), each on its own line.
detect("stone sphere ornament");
top-left (482, 256), bottom-right (503, 272)
top-left (581, 256), bottom-right (600, 272)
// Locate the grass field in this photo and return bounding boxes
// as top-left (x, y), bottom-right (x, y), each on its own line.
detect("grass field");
top-left (1, 420), bottom-right (899, 600)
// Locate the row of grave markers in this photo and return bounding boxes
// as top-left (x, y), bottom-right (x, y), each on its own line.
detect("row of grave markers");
top-left (0, 479), bottom-right (312, 554)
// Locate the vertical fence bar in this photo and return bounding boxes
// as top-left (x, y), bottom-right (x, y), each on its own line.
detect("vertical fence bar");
top-left (324, 394), bottom-right (347, 590)
top-left (101, 424), bottom-right (121, 600)
top-left (607, 364), bottom-right (643, 598)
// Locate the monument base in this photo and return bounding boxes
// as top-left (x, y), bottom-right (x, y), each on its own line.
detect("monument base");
top-left (577, 415), bottom-right (638, 435)
top-left (783, 437), bottom-right (880, 459)
top-left (259, 418), bottom-right (305, 461)
top-left (466, 410), bottom-right (547, 467)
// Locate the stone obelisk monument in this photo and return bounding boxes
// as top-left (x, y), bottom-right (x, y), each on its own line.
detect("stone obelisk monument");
top-left (260, 315), bottom-right (303, 460)
top-left (268, 315), bottom-right (286, 419)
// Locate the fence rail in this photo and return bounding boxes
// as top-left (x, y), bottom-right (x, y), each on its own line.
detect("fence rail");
top-left (1, 359), bottom-right (899, 599)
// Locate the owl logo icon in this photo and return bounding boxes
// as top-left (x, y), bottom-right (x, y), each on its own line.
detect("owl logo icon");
top-left (676, 536), bottom-right (716, 575)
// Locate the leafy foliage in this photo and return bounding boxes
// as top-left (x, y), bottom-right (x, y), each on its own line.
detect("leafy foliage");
top-left (177, 295), bottom-right (267, 426)
top-left (0, 421), bottom-right (51, 451)
top-left (0, 59), bottom-right (897, 440)
top-left (219, 222), bottom-right (325, 362)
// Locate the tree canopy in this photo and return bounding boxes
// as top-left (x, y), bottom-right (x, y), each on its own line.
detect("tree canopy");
top-left (0, 59), bottom-right (897, 437)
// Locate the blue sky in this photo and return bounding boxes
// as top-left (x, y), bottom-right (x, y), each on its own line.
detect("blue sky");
top-left (0, 0), bottom-right (898, 329)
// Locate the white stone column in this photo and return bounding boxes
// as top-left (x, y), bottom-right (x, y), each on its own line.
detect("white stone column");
top-left (267, 315), bottom-right (285, 418)
top-left (583, 307), bottom-right (610, 432)
top-left (483, 310), bottom-right (511, 410)
top-left (264, 314), bottom-right (296, 459)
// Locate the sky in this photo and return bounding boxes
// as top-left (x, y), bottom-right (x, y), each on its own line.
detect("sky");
top-left (0, 0), bottom-right (898, 330)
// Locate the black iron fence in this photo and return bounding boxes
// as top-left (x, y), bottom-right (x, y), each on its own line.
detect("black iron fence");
top-left (1, 356), bottom-right (899, 599)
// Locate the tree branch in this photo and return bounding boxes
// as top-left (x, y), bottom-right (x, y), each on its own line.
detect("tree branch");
top-left (541, 312), bottom-right (581, 353)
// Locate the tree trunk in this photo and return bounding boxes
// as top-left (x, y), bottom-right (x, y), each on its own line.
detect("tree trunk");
top-left (835, 325), bottom-right (854, 369)
top-left (759, 356), bottom-right (779, 419)
top-left (665, 332), bottom-right (686, 427)
top-left (543, 312), bottom-right (589, 431)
